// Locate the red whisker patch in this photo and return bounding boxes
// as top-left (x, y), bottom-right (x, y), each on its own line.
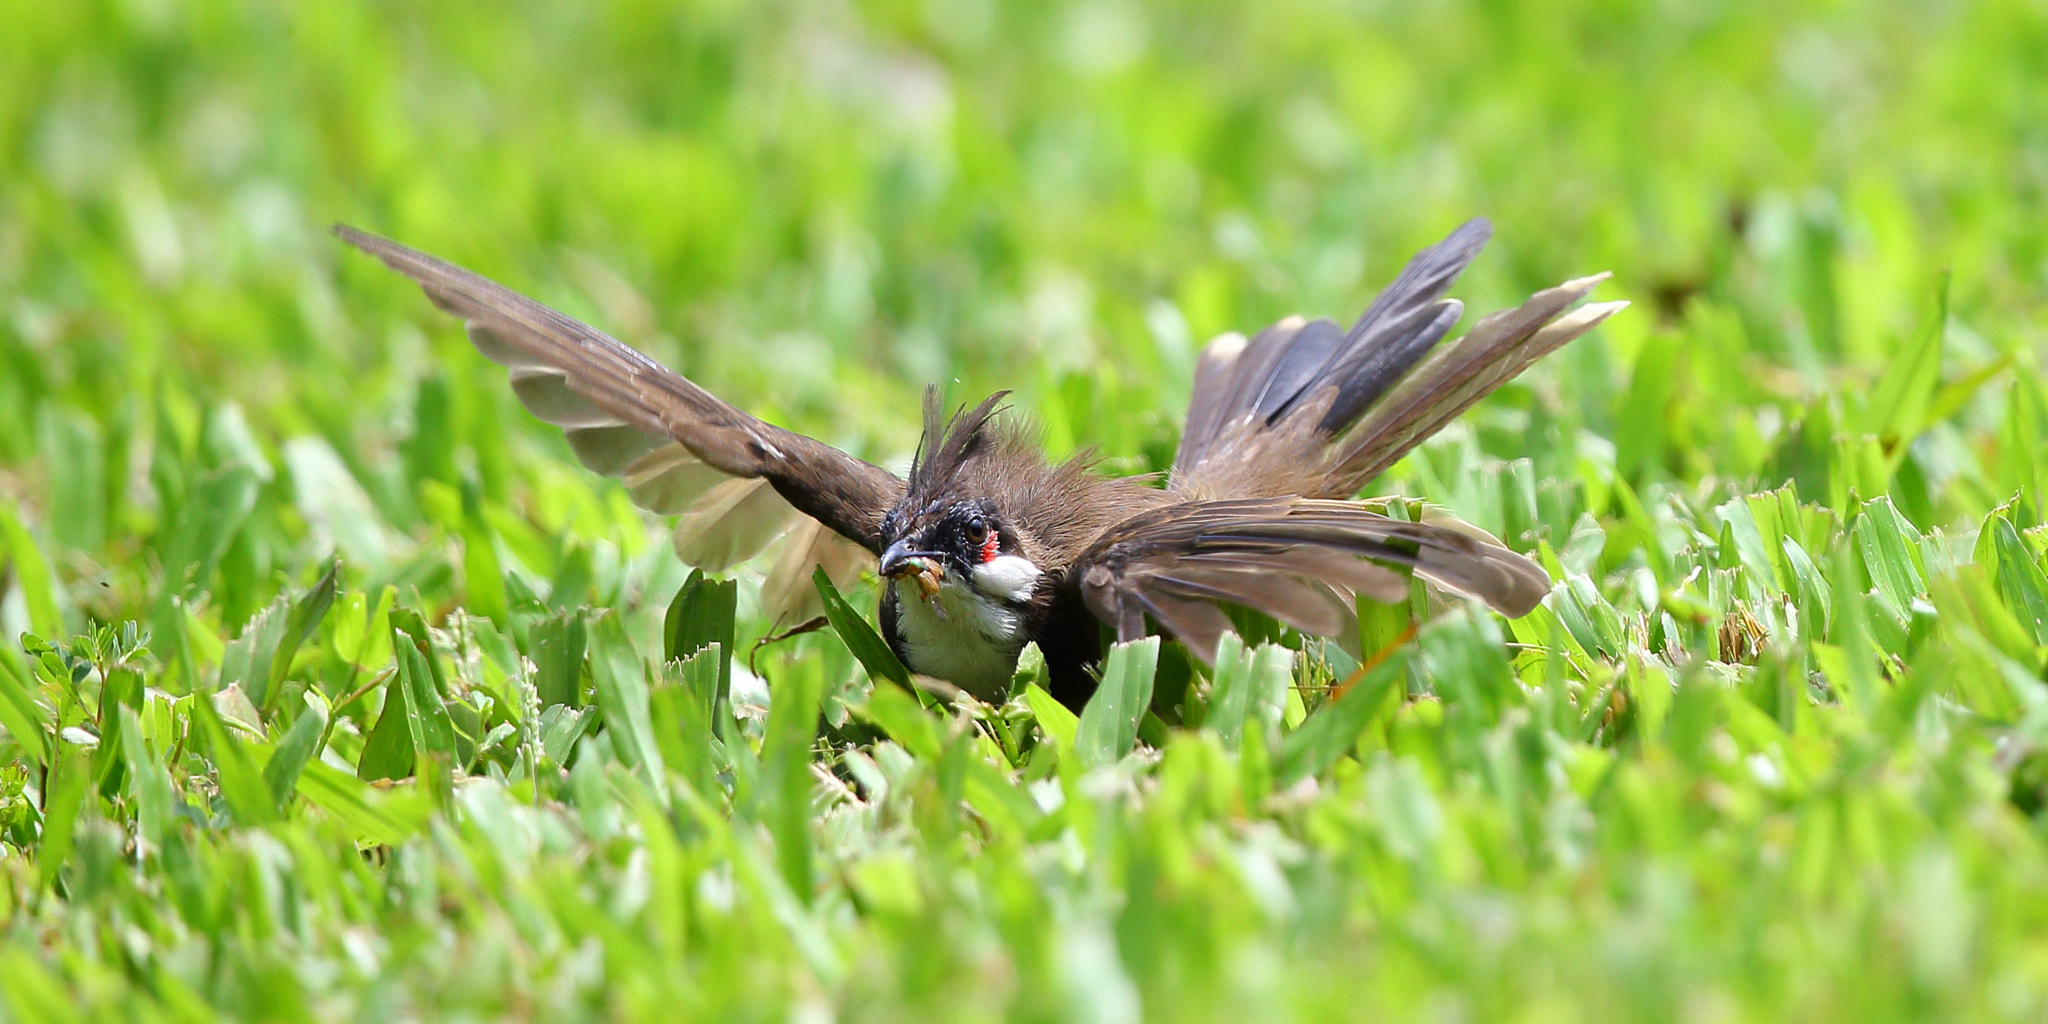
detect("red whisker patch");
top-left (980, 528), bottom-right (1000, 564)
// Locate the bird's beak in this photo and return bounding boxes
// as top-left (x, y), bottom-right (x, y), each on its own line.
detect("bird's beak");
top-left (879, 541), bottom-right (947, 597)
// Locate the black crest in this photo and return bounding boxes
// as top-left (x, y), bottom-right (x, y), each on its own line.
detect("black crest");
top-left (906, 386), bottom-right (1011, 506)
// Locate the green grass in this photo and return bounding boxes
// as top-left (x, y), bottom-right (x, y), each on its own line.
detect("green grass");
top-left (5, 0), bottom-right (2048, 1019)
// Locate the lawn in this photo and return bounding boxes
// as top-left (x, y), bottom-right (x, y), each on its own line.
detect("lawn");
top-left (5, 0), bottom-right (2048, 1020)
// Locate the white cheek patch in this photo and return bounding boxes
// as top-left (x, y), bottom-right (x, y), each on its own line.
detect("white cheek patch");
top-left (971, 554), bottom-right (1043, 603)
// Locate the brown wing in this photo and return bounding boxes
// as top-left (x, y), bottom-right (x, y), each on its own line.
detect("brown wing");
top-left (1326, 275), bottom-right (1624, 492)
top-left (1134, 221), bottom-right (1618, 658)
top-left (1172, 219), bottom-right (1626, 500)
top-left (1072, 497), bottom-right (1550, 663)
top-left (335, 225), bottom-right (898, 620)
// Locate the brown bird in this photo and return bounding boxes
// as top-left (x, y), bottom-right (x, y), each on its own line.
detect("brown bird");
top-left (336, 220), bottom-right (1624, 708)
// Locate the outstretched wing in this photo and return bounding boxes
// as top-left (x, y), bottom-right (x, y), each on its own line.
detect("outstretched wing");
top-left (1134, 220), bottom-right (1622, 659)
top-left (335, 225), bottom-right (899, 621)
top-left (1072, 498), bottom-right (1549, 663)
top-left (1173, 218), bottom-right (1626, 500)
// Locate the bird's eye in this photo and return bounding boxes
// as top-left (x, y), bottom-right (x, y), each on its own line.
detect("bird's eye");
top-left (963, 516), bottom-right (988, 544)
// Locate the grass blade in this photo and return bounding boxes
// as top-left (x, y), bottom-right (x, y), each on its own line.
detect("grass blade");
top-left (356, 671), bottom-right (415, 782)
top-left (590, 611), bottom-right (666, 790)
top-left (1991, 517), bottom-right (2048, 646)
top-left (219, 594), bottom-right (290, 715)
top-left (1855, 496), bottom-right (1925, 618)
top-left (192, 684), bottom-right (278, 827)
top-left (263, 692), bottom-right (330, 813)
top-left (297, 759), bottom-right (430, 846)
top-left (0, 645), bottom-right (50, 770)
top-left (859, 683), bottom-right (944, 761)
top-left (651, 645), bottom-right (721, 798)
top-left (1868, 270), bottom-right (1947, 447)
top-left (0, 502), bottom-right (63, 639)
top-left (115, 705), bottom-right (173, 855)
top-left (271, 558), bottom-right (341, 703)
top-left (1075, 637), bottom-right (1160, 768)
top-left (814, 567), bottom-right (909, 687)
top-left (36, 744), bottom-right (91, 891)
top-left (391, 610), bottom-right (457, 762)
top-left (1025, 682), bottom-right (1079, 753)
top-left (1277, 650), bottom-right (1405, 785)
top-left (532, 610), bottom-right (588, 708)
top-left (664, 570), bottom-right (737, 703)
top-left (760, 643), bottom-right (825, 902)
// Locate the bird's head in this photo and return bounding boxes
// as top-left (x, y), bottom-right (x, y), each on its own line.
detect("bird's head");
top-left (878, 500), bottom-right (1043, 606)
top-left (876, 389), bottom-right (1047, 610)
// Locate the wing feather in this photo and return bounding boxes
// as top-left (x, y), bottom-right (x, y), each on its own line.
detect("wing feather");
top-left (1125, 587), bottom-right (1237, 664)
top-left (1330, 278), bottom-right (1627, 492)
top-left (337, 225), bottom-right (904, 551)
top-left (758, 517), bottom-right (871, 626)
top-left (621, 444), bottom-right (732, 514)
top-left (1147, 568), bottom-right (1352, 638)
top-left (1074, 497), bottom-right (1549, 662)
top-left (339, 225), bottom-right (899, 623)
top-left (1170, 219), bottom-right (1625, 500)
top-left (671, 478), bottom-right (801, 571)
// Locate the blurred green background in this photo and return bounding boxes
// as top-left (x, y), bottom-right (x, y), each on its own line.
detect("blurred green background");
top-left (11, 0), bottom-right (2044, 528)
top-left (6, 0), bottom-right (2048, 1020)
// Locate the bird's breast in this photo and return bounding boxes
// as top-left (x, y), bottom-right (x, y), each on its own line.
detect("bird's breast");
top-left (888, 577), bottom-right (1030, 701)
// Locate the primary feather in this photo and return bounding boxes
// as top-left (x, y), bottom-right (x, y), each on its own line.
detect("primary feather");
top-left (1170, 219), bottom-right (1624, 503)
top-left (335, 225), bottom-right (888, 623)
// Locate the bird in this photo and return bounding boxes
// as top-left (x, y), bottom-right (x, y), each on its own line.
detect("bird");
top-left (336, 219), bottom-right (1625, 709)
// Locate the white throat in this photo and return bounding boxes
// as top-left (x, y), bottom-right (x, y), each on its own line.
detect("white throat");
top-left (891, 555), bottom-right (1042, 701)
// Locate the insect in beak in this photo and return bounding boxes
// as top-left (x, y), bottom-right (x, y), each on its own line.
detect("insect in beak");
top-left (906, 560), bottom-right (944, 601)
top-left (880, 545), bottom-right (949, 615)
